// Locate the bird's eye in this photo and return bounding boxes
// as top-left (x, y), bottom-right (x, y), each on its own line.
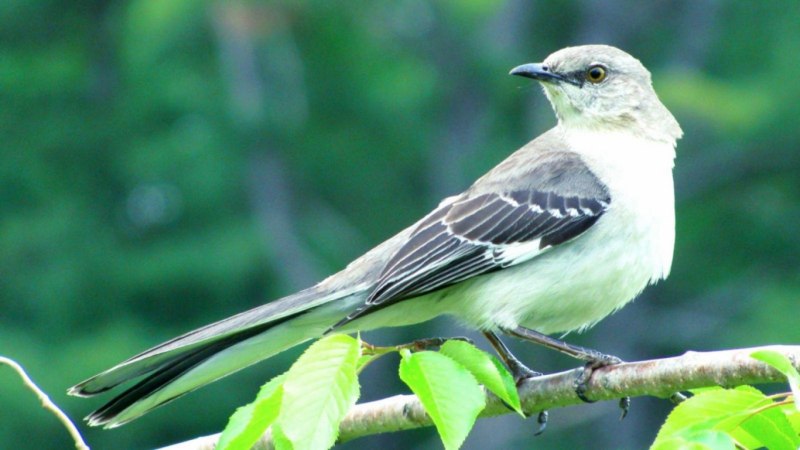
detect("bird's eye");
top-left (586, 65), bottom-right (607, 83)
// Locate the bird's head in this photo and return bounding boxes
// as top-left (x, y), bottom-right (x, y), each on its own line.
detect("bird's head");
top-left (511, 45), bottom-right (682, 143)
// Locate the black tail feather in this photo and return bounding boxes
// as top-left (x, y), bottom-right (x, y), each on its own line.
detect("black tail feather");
top-left (87, 311), bottom-right (304, 426)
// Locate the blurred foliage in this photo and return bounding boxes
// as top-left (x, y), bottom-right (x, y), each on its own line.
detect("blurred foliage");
top-left (1, 1), bottom-right (799, 449)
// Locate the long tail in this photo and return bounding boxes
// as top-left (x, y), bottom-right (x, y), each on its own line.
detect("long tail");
top-left (69, 286), bottom-right (364, 428)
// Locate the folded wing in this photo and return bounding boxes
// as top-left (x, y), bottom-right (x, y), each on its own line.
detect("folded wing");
top-left (333, 151), bottom-right (611, 328)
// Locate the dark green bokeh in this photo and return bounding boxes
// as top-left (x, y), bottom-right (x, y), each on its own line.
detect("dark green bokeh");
top-left (1, 1), bottom-right (799, 449)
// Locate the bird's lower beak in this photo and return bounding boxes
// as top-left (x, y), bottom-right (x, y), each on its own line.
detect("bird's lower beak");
top-left (510, 63), bottom-right (565, 84)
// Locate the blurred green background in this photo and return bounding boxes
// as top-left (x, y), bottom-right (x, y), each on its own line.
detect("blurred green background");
top-left (1, 1), bottom-right (799, 449)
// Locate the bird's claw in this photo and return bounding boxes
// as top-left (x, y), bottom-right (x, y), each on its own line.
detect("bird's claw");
top-left (574, 381), bottom-right (594, 403)
top-left (618, 396), bottom-right (630, 420)
top-left (573, 356), bottom-right (624, 404)
top-left (510, 365), bottom-right (549, 436)
top-left (498, 359), bottom-right (549, 436)
top-left (508, 360), bottom-right (543, 386)
top-left (533, 410), bottom-right (548, 436)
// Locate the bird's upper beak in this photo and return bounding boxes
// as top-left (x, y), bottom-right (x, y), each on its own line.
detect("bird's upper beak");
top-left (510, 63), bottom-right (570, 85)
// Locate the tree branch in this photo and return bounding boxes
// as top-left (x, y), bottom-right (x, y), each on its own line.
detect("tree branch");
top-left (157, 345), bottom-right (800, 450)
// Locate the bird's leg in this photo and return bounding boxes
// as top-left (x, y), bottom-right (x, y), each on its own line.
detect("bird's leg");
top-left (501, 326), bottom-right (629, 417)
top-left (482, 331), bottom-right (548, 435)
top-left (483, 331), bottom-right (542, 383)
top-left (501, 326), bottom-right (621, 363)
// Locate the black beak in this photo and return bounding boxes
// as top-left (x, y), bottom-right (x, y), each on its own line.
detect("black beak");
top-left (510, 63), bottom-right (570, 84)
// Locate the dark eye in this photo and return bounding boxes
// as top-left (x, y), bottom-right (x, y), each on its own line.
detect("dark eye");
top-left (586, 65), bottom-right (607, 83)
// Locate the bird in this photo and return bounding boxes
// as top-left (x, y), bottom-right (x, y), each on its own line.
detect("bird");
top-left (69, 44), bottom-right (682, 428)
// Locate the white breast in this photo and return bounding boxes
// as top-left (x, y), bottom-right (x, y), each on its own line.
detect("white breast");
top-left (572, 128), bottom-right (676, 281)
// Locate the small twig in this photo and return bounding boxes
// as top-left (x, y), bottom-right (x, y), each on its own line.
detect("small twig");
top-left (0, 356), bottom-right (90, 450)
top-left (358, 336), bottom-right (473, 373)
top-left (362, 336), bottom-right (472, 356)
top-left (765, 392), bottom-right (793, 401)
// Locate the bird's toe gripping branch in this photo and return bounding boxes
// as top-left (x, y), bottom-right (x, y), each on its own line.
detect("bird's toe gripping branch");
top-left (573, 355), bottom-right (630, 420)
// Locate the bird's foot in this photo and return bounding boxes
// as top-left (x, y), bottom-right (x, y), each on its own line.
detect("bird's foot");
top-left (502, 359), bottom-right (549, 435)
top-left (533, 410), bottom-right (549, 436)
top-left (574, 355), bottom-right (630, 419)
top-left (573, 354), bottom-right (622, 401)
top-left (480, 330), bottom-right (550, 435)
top-left (507, 357), bottom-right (543, 386)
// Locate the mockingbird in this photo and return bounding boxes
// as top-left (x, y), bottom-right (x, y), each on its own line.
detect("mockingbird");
top-left (70, 45), bottom-right (682, 428)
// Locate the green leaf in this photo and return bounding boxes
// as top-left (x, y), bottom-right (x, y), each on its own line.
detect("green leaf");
top-left (217, 374), bottom-right (286, 450)
top-left (751, 349), bottom-right (800, 410)
top-left (278, 334), bottom-right (361, 450)
top-left (653, 387), bottom-right (764, 449)
top-left (686, 430), bottom-right (737, 449)
top-left (272, 422), bottom-right (295, 450)
top-left (356, 354), bottom-right (373, 369)
top-left (725, 419), bottom-right (764, 450)
top-left (652, 386), bottom-right (800, 450)
top-left (655, 387), bottom-right (768, 440)
top-left (399, 350), bottom-right (485, 450)
top-left (438, 340), bottom-right (522, 415)
top-left (785, 405), bottom-right (800, 434)
top-left (737, 404), bottom-right (800, 450)
top-left (355, 353), bottom-right (381, 374)
top-left (652, 430), bottom-right (736, 450)
top-left (689, 386), bottom-right (724, 395)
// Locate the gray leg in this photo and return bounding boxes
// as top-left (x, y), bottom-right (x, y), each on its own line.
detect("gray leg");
top-left (483, 331), bottom-right (542, 383)
top-left (500, 325), bottom-right (628, 415)
top-left (501, 326), bottom-right (622, 365)
top-left (482, 331), bottom-right (548, 435)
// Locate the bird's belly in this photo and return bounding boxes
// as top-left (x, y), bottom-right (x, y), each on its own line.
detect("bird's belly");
top-left (442, 206), bottom-right (670, 334)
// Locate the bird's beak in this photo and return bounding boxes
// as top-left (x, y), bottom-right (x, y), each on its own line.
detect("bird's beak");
top-left (510, 63), bottom-right (569, 85)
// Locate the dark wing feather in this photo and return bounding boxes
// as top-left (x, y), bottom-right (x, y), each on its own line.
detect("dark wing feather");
top-left (331, 153), bottom-right (611, 330)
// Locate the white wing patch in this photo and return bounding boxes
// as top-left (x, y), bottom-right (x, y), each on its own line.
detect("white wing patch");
top-left (492, 238), bottom-right (546, 266)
